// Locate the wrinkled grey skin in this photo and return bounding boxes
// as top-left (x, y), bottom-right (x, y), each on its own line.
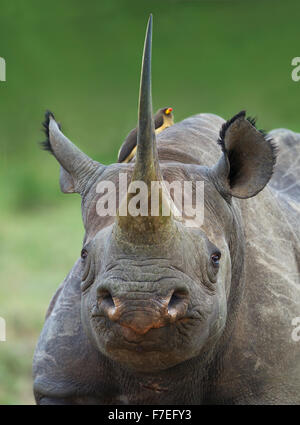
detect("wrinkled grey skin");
top-left (33, 18), bottom-right (300, 405)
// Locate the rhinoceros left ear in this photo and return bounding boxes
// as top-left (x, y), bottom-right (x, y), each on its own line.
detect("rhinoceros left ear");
top-left (41, 111), bottom-right (103, 194)
top-left (211, 111), bottom-right (277, 200)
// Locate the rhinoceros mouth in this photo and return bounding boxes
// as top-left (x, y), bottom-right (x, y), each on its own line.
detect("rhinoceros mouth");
top-left (102, 325), bottom-right (194, 372)
top-left (93, 316), bottom-right (180, 356)
top-left (88, 304), bottom-right (213, 372)
top-left (108, 322), bottom-right (172, 349)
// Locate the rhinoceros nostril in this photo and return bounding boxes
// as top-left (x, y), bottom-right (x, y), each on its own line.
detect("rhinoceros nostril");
top-left (102, 292), bottom-right (115, 308)
top-left (167, 290), bottom-right (189, 320)
top-left (97, 290), bottom-right (116, 317)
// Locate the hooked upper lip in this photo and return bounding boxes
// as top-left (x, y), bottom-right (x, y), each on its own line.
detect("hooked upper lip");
top-left (106, 325), bottom-right (169, 353)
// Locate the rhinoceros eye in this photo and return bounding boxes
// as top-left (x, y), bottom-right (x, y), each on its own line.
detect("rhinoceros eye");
top-left (211, 251), bottom-right (221, 266)
top-left (81, 248), bottom-right (88, 259)
top-left (81, 250), bottom-right (95, 292)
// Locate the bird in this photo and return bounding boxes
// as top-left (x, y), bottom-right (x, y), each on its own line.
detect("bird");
top-left (117, 107), bottom-right (174, 163)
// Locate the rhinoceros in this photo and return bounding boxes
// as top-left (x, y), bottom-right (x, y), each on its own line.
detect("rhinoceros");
top-left (33, 16), bottom-right (300, 404)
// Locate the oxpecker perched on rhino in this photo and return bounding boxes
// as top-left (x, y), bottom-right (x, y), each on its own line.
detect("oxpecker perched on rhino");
top-left (33, 15), bottom-right (300, 404)
top-left (117, 107), bottom-right (174, 163)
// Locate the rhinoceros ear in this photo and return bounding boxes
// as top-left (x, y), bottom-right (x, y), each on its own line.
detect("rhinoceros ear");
top-left (212, 111), bottom-right (277, 199)
top-left (41, 111), bottom-right (102, 194)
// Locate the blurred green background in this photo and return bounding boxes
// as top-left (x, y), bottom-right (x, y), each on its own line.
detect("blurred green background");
top-left (1, 0), bottom-right (300, 404)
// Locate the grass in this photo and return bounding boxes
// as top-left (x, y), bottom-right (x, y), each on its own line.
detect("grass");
top-left (1, 0), bottom-right (300, 404)
top-left (0, 199), bottom-right (83, 404)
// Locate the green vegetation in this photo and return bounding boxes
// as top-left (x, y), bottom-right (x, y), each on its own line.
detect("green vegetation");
top-left (1, 0), bottom-right (300, 404)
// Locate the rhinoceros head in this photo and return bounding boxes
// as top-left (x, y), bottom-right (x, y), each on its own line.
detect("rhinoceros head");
top-left (42, 16), bottom-right (276, 372)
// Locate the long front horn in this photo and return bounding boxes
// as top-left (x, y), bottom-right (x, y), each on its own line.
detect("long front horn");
top-left (116, 15), bottom-right (174, 244)
top-left (133, 14), bottom-right (160, 184)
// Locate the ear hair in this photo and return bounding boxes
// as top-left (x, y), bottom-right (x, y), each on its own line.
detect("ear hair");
top-left (217, 110), bottom-right (246, 154)
top-left (40, 110), bottom-right (62, 154)
top-left (218, 111), bottom-right (277, 165)
top-left (214, 110), bottom-right (278, 199)
top-left (245, 116), bottom-right (267, 138)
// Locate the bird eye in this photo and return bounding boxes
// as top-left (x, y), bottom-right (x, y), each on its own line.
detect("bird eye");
top-left (211, 252), bottom-right (221, 266)
top-left (81, 249), bottom-right (88, 259)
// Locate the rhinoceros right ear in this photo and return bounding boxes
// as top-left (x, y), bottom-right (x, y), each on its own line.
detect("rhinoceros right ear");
top-left (212, 111), bottom-right (277, 200)
top-left (41, 111), bottom-right (102, 194)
